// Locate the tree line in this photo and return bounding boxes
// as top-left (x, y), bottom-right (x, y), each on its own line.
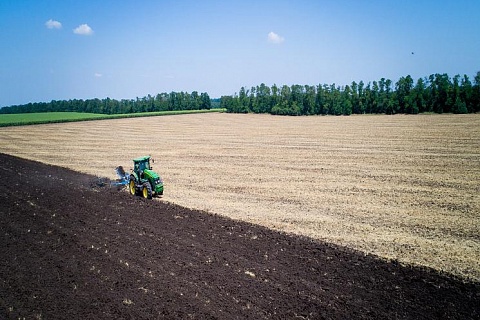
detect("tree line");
top-left (2, 72), bottom-right (479, 116)
top-left (220, 73), bottom-right (480, 115)
top-left (0, 91), bottom-right (212, 115)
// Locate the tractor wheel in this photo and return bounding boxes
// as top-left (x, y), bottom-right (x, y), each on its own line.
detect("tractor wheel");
top-left (129, 177), bottom-right (137, 196)
top-left (142, 181), bottom-right (153, 199)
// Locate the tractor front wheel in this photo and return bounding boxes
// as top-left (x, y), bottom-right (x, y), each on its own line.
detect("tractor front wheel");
top-left (142, 181), bottom-right (153, 199)
top-left (129, 178), bottom-right (136, 196)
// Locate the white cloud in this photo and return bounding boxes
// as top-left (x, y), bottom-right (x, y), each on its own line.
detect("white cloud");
top-left (267, 31), bottom-right (285, 44)
top-left (94, 73), bottom-right (103, 78)
top-left (45, 19), bottom-right (62, 29)
top-left (73, 24), bottom-right (94, 35)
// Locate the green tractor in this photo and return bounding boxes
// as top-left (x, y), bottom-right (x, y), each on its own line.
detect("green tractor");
top-left (129, 156), bottom-right (164, 199)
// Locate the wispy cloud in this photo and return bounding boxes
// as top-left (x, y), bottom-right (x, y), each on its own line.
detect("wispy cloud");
top-left (73, 24), bottom-right (94, 35)
top-left (45, 19), bottom-right (62, 29)
top-left (267, 31), bottom-right (285, 44)
top-left (94, 73), bottom-right (103, 78)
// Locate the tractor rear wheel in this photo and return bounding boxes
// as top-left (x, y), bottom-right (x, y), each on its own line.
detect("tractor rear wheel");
top-left (129, 178), bottom-right (136, 196)
top-left (142, 181), bottom-right (153, 199)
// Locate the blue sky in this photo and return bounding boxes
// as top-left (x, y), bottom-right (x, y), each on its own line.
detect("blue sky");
top-left (1, 0), bottom-right (479, 107)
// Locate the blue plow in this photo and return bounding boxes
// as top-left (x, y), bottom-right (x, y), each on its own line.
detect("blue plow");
top-left (110, 166), bottom-right (130, 187)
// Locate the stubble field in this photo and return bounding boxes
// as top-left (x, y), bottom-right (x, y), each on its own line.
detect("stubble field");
top-left (0, 113), bottom-right (479, 281)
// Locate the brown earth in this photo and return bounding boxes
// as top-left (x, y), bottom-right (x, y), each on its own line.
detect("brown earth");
top-left (1, 152), bottom-right (479, 319)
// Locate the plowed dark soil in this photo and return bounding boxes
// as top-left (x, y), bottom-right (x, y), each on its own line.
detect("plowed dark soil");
top-left (0, 153), bottom-right (479, 319)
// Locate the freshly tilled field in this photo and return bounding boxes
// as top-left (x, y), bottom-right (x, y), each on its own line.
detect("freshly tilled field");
top-left (1, 153), bottom-right (479, 319)
top-left (0, 113), bottom-right (479, 281)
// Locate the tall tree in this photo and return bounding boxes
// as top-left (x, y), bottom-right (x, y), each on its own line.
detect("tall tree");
top-left (256, 83), bottom-right (271, 113)
top-left (200, 92), bottom-right (211, 109)
top-left (301, 85), bottom-right (315, 115)
top-left (395, 75), bottom-right (414, 113)
top-left (238, 87), bottom-right (250, 113)
top-left (411, 78), bottom-right (426, 114)
top-left (350, 81), bottom-right (359, 114)
top-left (358, 80), bottom-right (366, 114)
top-left (460, 75), bottom-right (473, 113)
top-left (432, 73), bottom-right (451, 113)
top-left (341, 85), bottom-right (353, 115)
top-left (314, 84), bottom-right (326, 115)
top-left (473, 71), bottom-right (480, 112)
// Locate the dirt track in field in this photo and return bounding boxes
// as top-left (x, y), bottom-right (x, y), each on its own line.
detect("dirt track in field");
top-left (0, 113), bottom-right (479, 281)
top-left (1, 153), bottom-right (479, 319)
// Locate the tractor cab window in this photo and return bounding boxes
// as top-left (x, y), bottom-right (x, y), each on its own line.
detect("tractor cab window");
top-left (137, 161), bottom-right (149, 172)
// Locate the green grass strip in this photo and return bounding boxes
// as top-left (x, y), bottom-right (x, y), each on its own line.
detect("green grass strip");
top-left (0, 109), bottom-right (226, 127)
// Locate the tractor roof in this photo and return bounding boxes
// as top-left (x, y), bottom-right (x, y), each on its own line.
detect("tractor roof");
top-left (133, 156), bottom-right (151, 163)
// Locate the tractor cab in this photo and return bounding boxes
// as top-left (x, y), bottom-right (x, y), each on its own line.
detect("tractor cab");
top-left (133, 156), bottom-right (152, 177)
top-left (129, 156), bottom-right (164, 199)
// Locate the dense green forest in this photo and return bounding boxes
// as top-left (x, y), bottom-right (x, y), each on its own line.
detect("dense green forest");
top-left (0, 91), bottom-right (212, 115)
top-left (221, 73), bottom-right (480, 115)
top-left (2, 73), bottom-right (479, 116)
